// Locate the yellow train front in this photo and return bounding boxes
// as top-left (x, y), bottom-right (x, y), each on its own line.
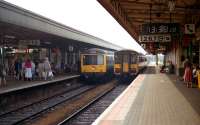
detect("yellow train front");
top-left (80, 48), bottom-right (114, 83)
top-left (114, 50), bottom-right (147, 81)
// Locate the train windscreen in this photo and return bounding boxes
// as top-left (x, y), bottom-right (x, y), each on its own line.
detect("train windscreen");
top-left (131, 55), bottom-right (137, 63)
top-left (114, 54), bottom-right (121, 64)
top-left (83, 55), bottom-right (104, 65)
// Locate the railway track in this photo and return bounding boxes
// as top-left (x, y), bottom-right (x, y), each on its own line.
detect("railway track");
top-left (0, 84), bottom-right (95, 125)
top-left (24, 80), bottom-right (118, 125)
top-left (0, 82), bottom-right (83, 116)
top-left (58, 84), bottom-right (128, 125)
top-left (0, 79), bottom-right (122, 125)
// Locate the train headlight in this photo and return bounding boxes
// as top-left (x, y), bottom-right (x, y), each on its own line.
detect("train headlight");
top-left (131, 68), bottom-right (136, 73)
top-left (91, 66), bottom-right (95, 70)
top-left (115, 68), bottom-right (120, 73)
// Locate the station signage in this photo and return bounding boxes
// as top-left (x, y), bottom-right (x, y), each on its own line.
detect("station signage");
top-left (139, 34), bottom-right (171, 43)
top-left (19, 40), bottom-right (40, 46)
top-left (141, 23), bottom-right (180, 35)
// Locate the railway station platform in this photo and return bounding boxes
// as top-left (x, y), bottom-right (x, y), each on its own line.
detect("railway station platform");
top-left (93, 66), bottom-right (200, 125)
top-left (0, 74), bottom-right (80, 95)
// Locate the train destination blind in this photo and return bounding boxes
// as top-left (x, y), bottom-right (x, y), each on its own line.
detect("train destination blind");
top-left (139, 34), bottom-right (171, 43)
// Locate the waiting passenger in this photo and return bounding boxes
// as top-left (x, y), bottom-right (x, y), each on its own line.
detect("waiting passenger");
top-left (43, 57), bottom-right (52, 80)
top-left (192, 64), bottom-right (199, 87)
top-left (15, 59), bottom-right (20, 80)
top-left (21, 58), bottom-right (25, 81)
top-left (24, 59), bottom-right (32, 81)
top-left (168, 61), bottom-right (174, 74)
top-left (184, 62), bottom-right (192, 88)
top-left (37, 59), bottom-right (45, 80)
top-left (0, 64), bottom-right (6, 86)
top-left (9, 61), bottom-right (15, 80)
top-left (160, 65), bottom-right (166, 73)
top-left (31, 61), bottom-right (36, 80)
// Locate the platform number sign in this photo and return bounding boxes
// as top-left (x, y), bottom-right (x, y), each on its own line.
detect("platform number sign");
top-left (185, 24), bottom-right (195, 34)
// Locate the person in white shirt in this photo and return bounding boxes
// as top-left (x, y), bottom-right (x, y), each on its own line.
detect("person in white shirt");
top-left (43, 57), bottom-right (53, 80)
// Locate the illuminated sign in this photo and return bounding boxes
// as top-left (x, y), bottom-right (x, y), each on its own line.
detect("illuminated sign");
top-left (141, 23), bottom-right (180, 34)
top-left (19, 40), bottom-right (40, 46)
top-left (139, 34), bottom-right (171, 43)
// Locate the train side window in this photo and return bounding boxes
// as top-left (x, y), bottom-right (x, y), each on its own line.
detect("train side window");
top-left (97, 55), bottom-right (104, 65)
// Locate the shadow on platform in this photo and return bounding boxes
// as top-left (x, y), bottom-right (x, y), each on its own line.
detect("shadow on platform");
top-left (167, 75), bottom-right (200, 116)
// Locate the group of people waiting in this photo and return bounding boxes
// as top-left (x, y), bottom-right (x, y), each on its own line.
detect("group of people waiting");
top-left (183, 58), bottom-right (199, 88)
top-left (0, 57), bottom-right (53, 87)
top-left (22, 57), bottom-right (53, 81)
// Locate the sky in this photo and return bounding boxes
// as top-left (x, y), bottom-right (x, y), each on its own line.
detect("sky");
top-left (4, 0), bottom-right (146, 54)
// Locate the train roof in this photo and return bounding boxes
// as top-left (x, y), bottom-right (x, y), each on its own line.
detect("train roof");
top-left (81, 48), bottom-right (114, 54)
top-left (114, 49), bottom-right (139, 55)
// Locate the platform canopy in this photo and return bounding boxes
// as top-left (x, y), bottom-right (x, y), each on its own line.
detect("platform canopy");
top-left (0, 0), bottom-right (123, 51)
top-left (98, 0), bottom-right (200, 53)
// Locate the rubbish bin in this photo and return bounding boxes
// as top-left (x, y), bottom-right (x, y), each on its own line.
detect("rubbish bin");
top-left (198, 70), bottom-right (200, 88)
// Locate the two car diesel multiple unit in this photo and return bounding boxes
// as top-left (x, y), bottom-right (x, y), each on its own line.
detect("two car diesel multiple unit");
top-left (80, 48), bottom-right (147, 82)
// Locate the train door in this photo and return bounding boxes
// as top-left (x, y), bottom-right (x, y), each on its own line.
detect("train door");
top-left (114, 53), bottom-right (122, 74)
top-left (128, 54), bottom-right (131, 73)
top-left (122, 54), bottom-right (129, 73)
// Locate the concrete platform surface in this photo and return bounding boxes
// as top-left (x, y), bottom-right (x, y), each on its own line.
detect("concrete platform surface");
top-left (0, 74), bottom-right (80, 95)
top-left (93, 74), bottom-right (200, 125)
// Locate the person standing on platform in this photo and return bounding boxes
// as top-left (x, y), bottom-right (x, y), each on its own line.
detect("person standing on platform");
top-left (43, 57), bottom-right (52, 80)
top-left (183, 58), bottom-right (189, 70)
top-left (192, 64), bottom-right (199, 87)
top-left (184, 62), bottom-right (192, 88)
top-left (0, 63), bottom-right (6, 86)
top-left (38, 59), bottom-right (45, 80)
top-left (24, 59), bottom-right (32, 81)
top-left (14, 59), bottom-right (21, 80)
top-left (21, 58), bottom-right (25, 81)
top-left (31, 61), bottom-right (35, 80)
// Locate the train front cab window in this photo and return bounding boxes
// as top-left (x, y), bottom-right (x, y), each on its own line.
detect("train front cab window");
top-left (83, 55), bottom-right (104, 65)
top-left (114, 54), bottom-right (121, 64)
top-left (130, 54), bottom-right (137, 64)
